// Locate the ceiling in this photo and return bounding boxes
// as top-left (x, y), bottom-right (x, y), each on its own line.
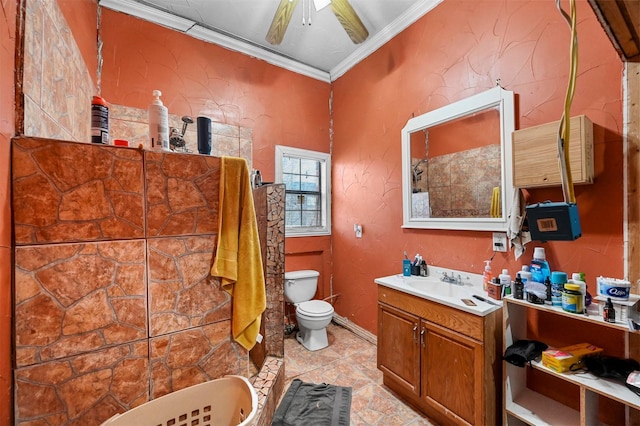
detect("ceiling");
top-left (588, 0), bottom-right (640, 62)
top-left (98, 0), bottom-right (443, 82)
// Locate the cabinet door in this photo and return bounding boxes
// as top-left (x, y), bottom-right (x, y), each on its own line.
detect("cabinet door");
top-left (421, 320), bottom-right (483, 425)
top-left (377, 303), bottom-right (421, 395)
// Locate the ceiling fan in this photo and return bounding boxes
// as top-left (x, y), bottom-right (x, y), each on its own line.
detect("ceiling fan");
top-left (266, 0), bottom-right (369, 45)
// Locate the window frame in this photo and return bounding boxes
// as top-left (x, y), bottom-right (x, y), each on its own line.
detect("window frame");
top-left (275, 145), bottom-right (331, 237)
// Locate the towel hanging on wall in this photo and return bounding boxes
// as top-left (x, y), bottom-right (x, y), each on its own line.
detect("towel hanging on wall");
top-left (507, 187), bottom-right (531, 260)
top-left (211, 157), bottom-right (266, 351)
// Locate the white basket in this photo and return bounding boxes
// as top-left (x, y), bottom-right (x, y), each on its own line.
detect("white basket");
top-left (101, 375), bottom-right (258, 426)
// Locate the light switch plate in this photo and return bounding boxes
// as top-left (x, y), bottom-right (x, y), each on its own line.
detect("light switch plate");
top-left (492, 232), bottom-right (507, 252)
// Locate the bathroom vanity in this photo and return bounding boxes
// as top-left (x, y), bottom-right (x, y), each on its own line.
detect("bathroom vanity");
top-left (376, 272), bottom-right (502, 425)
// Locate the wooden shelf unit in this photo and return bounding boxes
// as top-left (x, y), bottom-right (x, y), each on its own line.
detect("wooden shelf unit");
top-left (503, 296), bottom-right (640, 425)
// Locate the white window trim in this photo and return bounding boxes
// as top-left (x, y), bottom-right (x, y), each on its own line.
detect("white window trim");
top-left (275, 145), bottom-right (331, 237)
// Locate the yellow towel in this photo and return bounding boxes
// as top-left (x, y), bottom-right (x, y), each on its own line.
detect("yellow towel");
top-left (211, 157), bottom-right (266, 351)
top-left (490, 186), bottom-right (501, 218)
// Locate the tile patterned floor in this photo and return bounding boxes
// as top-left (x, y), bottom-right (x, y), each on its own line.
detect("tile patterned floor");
top-left (283, 322), bottom-right (437, 425)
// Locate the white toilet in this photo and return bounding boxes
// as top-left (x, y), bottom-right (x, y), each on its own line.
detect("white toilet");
top-left (284, 270), bottom-right (334, 351)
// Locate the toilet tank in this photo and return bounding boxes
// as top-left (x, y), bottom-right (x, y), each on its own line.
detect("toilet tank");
top-left (284, 270), bottom-right (320, 304)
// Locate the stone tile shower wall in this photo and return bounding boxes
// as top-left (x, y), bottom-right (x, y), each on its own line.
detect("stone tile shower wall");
top-left (11, 137), bottom-right (282, 425)
top-left (23, 0), bottom-right (94, 142)
top-left (110, 105), bottom-right (253, 169)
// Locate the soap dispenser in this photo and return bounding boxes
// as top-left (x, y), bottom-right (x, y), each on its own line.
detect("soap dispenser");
top-left (483, 260), bottom-right (493, 292)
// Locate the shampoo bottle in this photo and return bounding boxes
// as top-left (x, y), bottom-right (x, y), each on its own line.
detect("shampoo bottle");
top-left (530, 247), bottom-right (551, 284)
top-left (149, 90), bottom-right (169, 150)
top-left (483, 260), bottom-right (493, 292)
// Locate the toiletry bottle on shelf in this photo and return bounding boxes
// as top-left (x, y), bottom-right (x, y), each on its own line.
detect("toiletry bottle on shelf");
top-left (569, 272), bottom-right (588, 311)
top-left (149, 90), bottom-right (169, 151)
top-left (91, 95), bottom-right (109, 144)
top-left (513, 275), bottom-right (524, 299)
top-left (604, 297), bottom-right (616, 323)
top-left (544, 277), bottom-right (552, 305)
top-left (519, 265), bottom-right (532, 286)
top-left (530, 247), bottom-right (551, 284)
top-left (550, 271), bottom-right (568, 307)
top-left (483, 260), bottom-right (493, 292)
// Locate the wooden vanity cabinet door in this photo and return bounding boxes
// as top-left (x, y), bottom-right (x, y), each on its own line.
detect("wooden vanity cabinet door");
top-left (377, 302), bottom-right (421, 396)
top-left (421, 320), bottom-right (484, 426)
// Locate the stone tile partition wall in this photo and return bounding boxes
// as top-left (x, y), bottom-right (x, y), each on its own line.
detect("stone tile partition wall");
top-left (413, 144), bottom-right (501, 218)
top-left (12, 137), bottom-right (285, 425)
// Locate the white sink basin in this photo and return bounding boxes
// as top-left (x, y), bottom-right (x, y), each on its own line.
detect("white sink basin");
top-left (405, 278), bottom-right (474, 299)
top-left (375, 269), bottom-right (501, 316)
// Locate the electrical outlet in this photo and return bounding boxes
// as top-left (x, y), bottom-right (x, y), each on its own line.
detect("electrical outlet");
top-left (354, 224), bottom-right (363, 238)
top-left (492, 232), bottom-right (507, 252)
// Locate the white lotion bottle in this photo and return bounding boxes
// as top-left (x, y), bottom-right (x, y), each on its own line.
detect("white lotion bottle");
top-left (148, 90), bottom-right (169, 150)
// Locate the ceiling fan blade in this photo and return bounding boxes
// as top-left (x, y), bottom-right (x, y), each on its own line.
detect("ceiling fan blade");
top-left (330, 0), bottom-right (369, 44)
top-left (266, 0), bottom-right (299, 45)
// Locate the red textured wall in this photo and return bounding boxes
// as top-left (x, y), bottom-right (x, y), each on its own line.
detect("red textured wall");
top-left (0, 0), bottom-right (16, 422)
top-left (331, 0), bottom-right (624, 333)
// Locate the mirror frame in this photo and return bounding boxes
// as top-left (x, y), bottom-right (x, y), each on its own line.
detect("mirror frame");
top-left (401, 86), bottom-right (515, 231)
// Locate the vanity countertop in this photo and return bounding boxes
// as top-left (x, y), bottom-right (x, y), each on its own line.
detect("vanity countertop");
top-left (375, 266), bottom-right (502, 317)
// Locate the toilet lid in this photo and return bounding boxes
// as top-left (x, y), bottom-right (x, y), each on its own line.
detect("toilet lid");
top-left (296, 300), bottom-right (334, 317)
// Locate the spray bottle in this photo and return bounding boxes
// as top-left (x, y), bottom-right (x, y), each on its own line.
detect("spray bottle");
top-left (483, 260), bottom-right (493, 292)
top-left (149, 90), bottom-right (169, 150)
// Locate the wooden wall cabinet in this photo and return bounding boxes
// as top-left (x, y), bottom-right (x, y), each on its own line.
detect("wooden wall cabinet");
top-left (377, 286), bottom-right (502, 425)
top-left (503, 296), bottom-right (640, 425)
top-left (512, 115), bottom-right (594, 188)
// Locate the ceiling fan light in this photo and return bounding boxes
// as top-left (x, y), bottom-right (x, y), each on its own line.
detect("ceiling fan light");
top-left (313, 0), bottom-right (331, 12)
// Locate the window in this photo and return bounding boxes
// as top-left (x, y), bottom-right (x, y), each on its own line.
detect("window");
top-left (275, 146), bottom-right (331, 237)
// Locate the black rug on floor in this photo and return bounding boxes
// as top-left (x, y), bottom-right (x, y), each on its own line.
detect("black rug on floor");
top-left (271, 379), bottom-right (352, 426)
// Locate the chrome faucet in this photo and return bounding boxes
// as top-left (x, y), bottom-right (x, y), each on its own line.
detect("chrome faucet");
top-left (440, 271), bottom-right (463, 286)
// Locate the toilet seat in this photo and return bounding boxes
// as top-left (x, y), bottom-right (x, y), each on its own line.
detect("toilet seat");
top-left (296, 300), bottom-right (333, 317)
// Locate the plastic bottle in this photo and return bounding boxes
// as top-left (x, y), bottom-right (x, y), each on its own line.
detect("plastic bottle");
top-left (499, 269), bottom-right (511, 287)
top-left (569, 272), bottom-right (587, 312)
top-left (91, 95), bottom-right (109, 144)
top-left (483, 260), bottom-right (493, 292)
top-left (562, 283), bottom-right (583, 314)
top-left (530, 247), bottom-right (551, 284)
top-left (513, 275), bottom-right (524, 299)
top-left (149, 90), bottom-right (169, 150)
top-left (544, 277), bottom-right (552, 304)
top-left (604, 297), bottom-right (616, 323)
top-left (550, 271), bottom-right (568, 307)
top-left (519, 265), bottom-right (532, 286)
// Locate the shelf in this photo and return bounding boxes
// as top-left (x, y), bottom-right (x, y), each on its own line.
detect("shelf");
top-left (529, 360), bottom-right (640, 410)
top-left (503, 294), bottom-right (640, 425)
top-left (506, 386), bottom-right (579, 426)
top-left (504, 295), bottom-right (633, 333)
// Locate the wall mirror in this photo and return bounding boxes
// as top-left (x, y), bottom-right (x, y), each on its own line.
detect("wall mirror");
top-left (401, 87), bottom-right (515, 231)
